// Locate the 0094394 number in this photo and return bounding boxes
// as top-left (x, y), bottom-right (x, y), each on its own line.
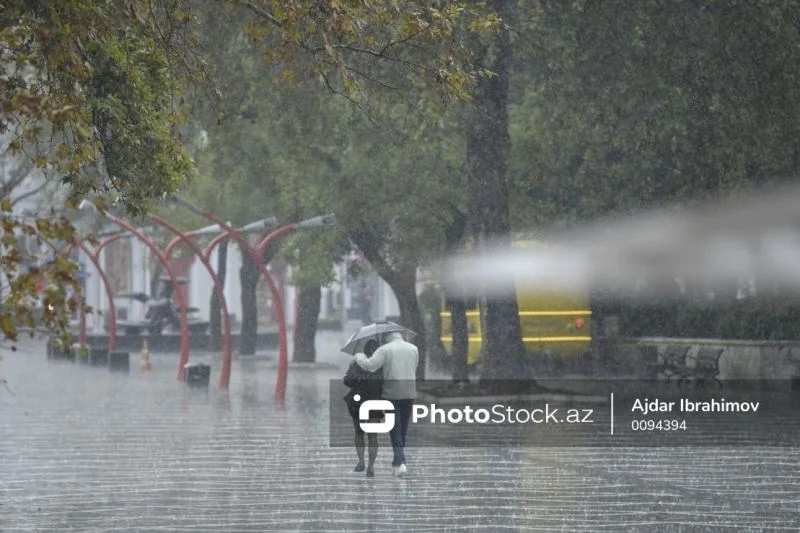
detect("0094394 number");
top-left (631, 419), bottom-right (687, 431)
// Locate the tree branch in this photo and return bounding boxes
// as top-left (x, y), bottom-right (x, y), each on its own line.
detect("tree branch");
top-left (309, 42), bottom-right (436, 76)
top-left (11, 179), bottom-right (49, 207)
top-left (379, 29), bottom-right (426, 56)
top-left (349, 226), bottom-right (393, 278)
top-left (314, 65), bottom-right (386, 132)
top-left (2, 161), bottom-right (33, 193)
top-left (231, 0), bottom-right (283, 28)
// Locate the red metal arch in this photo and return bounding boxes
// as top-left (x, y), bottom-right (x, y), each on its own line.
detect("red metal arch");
top-left (101, 219), bottom-right (191, 377)
top-left (69, 240), bottom-right (118, 352)
top-left (149, 214), bottom-right (233, 388)
top-left (165, 226), bottom-right (286, 393)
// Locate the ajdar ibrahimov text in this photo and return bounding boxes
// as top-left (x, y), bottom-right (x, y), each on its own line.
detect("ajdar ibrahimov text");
top-left (632, 398), bottom-right (760, 416)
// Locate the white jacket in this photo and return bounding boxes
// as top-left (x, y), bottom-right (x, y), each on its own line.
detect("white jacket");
top-left (354, 337), bottom-right (418, 399)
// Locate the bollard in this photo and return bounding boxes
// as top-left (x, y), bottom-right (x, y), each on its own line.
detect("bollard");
top-left (47, 339), bottom-right (67, 360)
top-left (109, 351), bottom-right (130, 372)
top-left (62, 342), bottom-right (76, 362)
top-left (90, 348), bottom-right (109, 367)
top-left (140, 339), bottom-right (152, 374)
top-left (183, 361), bottom-right (210, 387)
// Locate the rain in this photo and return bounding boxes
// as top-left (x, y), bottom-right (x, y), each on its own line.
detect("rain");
top-left (2, 2), bottom-right (800, 532)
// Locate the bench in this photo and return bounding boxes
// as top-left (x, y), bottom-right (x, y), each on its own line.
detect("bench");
top-left (690, 347), bottom-right (724, 388)
top-left (656, 345), bottom-right (724, 387)
top-left (658, 345), bottom-right (692, 381)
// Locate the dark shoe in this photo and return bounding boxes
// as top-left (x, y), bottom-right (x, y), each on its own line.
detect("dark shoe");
top-left (354, 462), bottom-right (365, 472)
top-left (366, 468), bottom-right (374, 478)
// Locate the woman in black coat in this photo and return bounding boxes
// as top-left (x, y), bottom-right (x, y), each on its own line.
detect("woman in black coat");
top-left (343, 339), bottom-right (382, 477)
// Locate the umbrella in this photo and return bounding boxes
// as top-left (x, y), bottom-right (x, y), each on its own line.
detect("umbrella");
top-left (340, 321), bottom-right (417, 355)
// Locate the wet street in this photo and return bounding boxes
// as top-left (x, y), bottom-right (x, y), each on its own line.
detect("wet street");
top-left (2, 332), bottom-right (800, 532)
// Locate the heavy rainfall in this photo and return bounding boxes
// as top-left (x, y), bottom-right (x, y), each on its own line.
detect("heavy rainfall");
top-left (2, 1), bottom-right (800, 532)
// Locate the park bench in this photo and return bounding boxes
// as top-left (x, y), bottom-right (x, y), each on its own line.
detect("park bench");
top-left (657, 345), bottom-right (724, 387)
top-left (689, 347), bottom-right (724, 388)
top-left (658, 345), bottom-right (692, 381)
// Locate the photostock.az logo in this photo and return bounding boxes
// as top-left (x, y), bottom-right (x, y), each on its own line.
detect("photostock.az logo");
top-left (356, 396), bottom-right (395, 433)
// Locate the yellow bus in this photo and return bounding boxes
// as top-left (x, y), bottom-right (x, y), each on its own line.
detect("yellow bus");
top-left (439, 242), bottom-right (592, 365)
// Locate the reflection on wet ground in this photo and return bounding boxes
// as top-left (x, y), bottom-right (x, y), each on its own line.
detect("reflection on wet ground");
top-left (1, 340), bottom-right (799, 532)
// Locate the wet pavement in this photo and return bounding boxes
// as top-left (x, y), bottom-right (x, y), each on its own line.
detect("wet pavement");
top-left (1, 329), bottom-right (800, 532)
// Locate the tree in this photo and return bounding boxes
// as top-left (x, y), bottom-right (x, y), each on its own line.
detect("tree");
top-left (1, 1), bottom-right (196, 214)
top-left (1, 158), bottom-right (43, 210)
top-left (180, 2), bottom-right (487, 374)
top-left (227, 0), bottom-right (497, 103)
top-left (286, 231), bottom-right (348, 362)
top-left (441, 207), bottom-right (470, 383)
top-left (293, 284), bottom-right (321, 362)
top-left (509, 0), bottom-right (800, 227)
top-left (464, 0), bottom-right (529, 382)
top-left (0, 1), bottom-right (198, 343)
top-left (2, 0), bottom-right (507, 357)
top-left (497, 0), bottom-right (800, 353)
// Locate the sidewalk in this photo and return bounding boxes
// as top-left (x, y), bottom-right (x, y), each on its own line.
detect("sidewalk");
top-left (1, 338), bottom-right (799, 532)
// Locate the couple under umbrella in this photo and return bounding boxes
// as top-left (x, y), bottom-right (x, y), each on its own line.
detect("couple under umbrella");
top-left (341, 321), bottom-right (418, 477)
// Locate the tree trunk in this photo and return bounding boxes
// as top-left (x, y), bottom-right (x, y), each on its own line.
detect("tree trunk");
top-left (444, 207), bottom-right (469, 382)
top-left (466, 0), bottom-right (529, 382)
top-left (208, 237), bottom-right (228, 351)
top-left (239, 249), bottom-right (260, 355)
top-left (238, 237), bottom-right (286, 356)
top-left (293, 284), bottom-right (321, 362)
top-left (348, 230), bottom-right (426, 380)
top-left (447, 296), bottom-right (469, 383)
top-left (419, 284), bottom-right (445, 368)
top-left (383, 266), bottom-right (426, 381)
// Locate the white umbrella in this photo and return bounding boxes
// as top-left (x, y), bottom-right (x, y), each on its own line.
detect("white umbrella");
top-left (340, 321), bottom-right (417, 354)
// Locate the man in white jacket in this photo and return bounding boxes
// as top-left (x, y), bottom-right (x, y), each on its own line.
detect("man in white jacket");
top-left (354, 331), bottom-right (418, 476)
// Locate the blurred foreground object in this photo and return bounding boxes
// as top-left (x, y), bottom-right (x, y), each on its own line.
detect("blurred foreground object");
top-left (444, 183), bottom-right (800, 297)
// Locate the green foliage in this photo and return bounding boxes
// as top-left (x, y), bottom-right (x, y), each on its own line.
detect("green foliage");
top-left (508, 0), bottom-right (800, 229)
top-left (618, 297), bottom-right (800, 341)
top-left (232, 0), bottom-right (500, 102)
top-left (184, 8), bottom-right (471, 289)
top-left (0, 207), bottom-right (83, 345)
top-left (0, 1), bottom-right (203, 343)
top-left (0, 0), bottom-right (494, 347)
top-left (1, 0), bottom-right (198, 215)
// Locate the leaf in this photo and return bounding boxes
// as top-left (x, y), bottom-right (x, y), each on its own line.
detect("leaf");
top-left (35, 219), bottom-right (52, 235)
top-left (281, 69), bottom-right (297, 84)
top-left (56, 143), bottom-right (70, 159)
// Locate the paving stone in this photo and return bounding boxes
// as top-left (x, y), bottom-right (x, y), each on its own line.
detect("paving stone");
top-left (0, 337), bottom-right (798, 532)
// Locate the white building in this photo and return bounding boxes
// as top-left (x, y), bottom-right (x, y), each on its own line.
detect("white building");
top-left (77, 239), bottom-right (409, 335)
top-left (79, 234), bottom-right (247, 333)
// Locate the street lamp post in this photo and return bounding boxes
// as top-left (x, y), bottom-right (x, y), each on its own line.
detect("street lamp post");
top-left (256, 215), bottom-right (336, 399)
top-left (196, 220), bottom-right (281, 353)
top-left (163, 217), bottom-right (279, 384)
top-left (168, 196), bottom-right (292, 400)
top-left (79, 201), bottom-right (191, 373)
top-left (148, 213), bottom-right (234, 388)
top-left (70, 237), bottom-right (120, 352)
top-left (170, 195), bottom-right (335, 400)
